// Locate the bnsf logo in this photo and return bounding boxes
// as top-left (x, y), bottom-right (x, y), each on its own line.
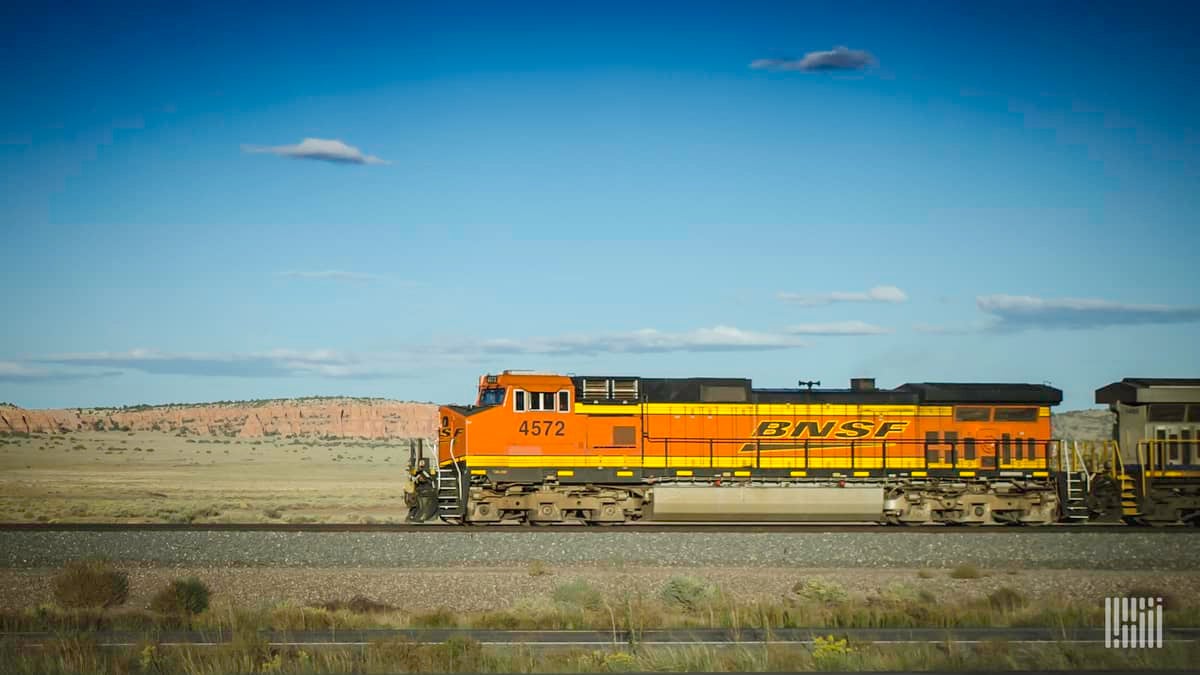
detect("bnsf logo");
top-left (754, 420), bottom-right (909, 439)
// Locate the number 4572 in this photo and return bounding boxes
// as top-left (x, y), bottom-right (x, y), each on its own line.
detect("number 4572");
top-left (518, 420), bottom-right (565, 436)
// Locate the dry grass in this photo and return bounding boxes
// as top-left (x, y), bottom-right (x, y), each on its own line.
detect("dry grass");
top-left (0, 635), bottom-right (1196, 673)
top-left (51, 560), bottom-right (129, 609)
top-left (0, 430), bottom-right (420, 524)
top-left (4, 562), bottom-right (1200, 672)
top-left (7, 569), bottom-right (1200, 634)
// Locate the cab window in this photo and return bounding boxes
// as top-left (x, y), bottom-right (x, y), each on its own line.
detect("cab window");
top-left (513, 390), bottom-right (570, 413)
top-left (529, 392), bottom-right (556, 411)
top-left (479, 388), bottom-right (506, 406)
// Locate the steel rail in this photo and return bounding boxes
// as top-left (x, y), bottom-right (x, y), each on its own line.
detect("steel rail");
top-left (0, 522), bottom-right (1193, 533)
top-left (5, 627), bottom-right (1199, 647)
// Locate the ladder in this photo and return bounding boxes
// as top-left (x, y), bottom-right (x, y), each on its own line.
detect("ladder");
top-left (1117, 442), bottom-right (1141, 518)
top-left (437, 463), bottom-right (465, 519)
top-left (1059, 441), bottom-right (1091, 521)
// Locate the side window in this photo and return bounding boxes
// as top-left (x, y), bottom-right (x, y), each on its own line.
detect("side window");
top-left (995, 407), bottom-right (1038, 422)
top-left (1149, 404), bottom-right (1186, 423)
top-left (514, 390), bottom-right (527, 412)
top-left (529, 392), bottom-right (555, 411)
top-left (557, 390), bottom-right (570, 412)
top-left (954, 407), bottom-right (991, 422)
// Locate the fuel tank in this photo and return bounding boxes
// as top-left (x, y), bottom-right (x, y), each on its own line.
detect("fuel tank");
top-left (646, 485), bottom-right (884, 522)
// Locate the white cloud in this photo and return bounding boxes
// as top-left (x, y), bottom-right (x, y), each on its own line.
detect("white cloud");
top-left (472, 325), bottom-right (809, 355)
top-left (784, 321), bottom-right (892, 335)
top-left (778, 285), bottom-right (908, 306)
top-left (242, 138), bottom-right (390, 165)
top-left (0, 361), bottom-right (121, 382)
top-left (977, 294), bottom-right (1200, 331)
top-left (38, 349), bottom-right (394, 379)
top-left (750, 46), bottom-right (875, 72)
top-left (24, 325), bottom-right (812, 380)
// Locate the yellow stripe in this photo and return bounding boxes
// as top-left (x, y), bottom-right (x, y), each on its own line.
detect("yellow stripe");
top-left (733, 470), bottom-right (750, 477)
top-left (1149, 470), bottom-right (1200, 478)
top-left (676, 470), bottom-right (693, 477)
top-left (790, 470), bottom-right (807, 477)
top-left (574, 403), bottom-right (953, 417)
top-left (556, 470), bottom-right (574, 477)
top-left (852, 470), bottom-right (870, 477)
top-left (911, 470), bottom-right (927, 477)
top-left (616, 470), bottom-right (633, 477)
top-left (470, 469), bottom-right (486, 475)
top-left (959, 471), bottom-right (975, 477)
top-left (467, 455), bottom-right (935, 470)
top-left (1032, 471), bottom-right (1048, 477)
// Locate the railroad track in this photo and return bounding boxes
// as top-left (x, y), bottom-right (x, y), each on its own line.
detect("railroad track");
top-left (0, 522), bottom-right (1193, 533)
top-left (6, 627), bottom-right (1199, 647)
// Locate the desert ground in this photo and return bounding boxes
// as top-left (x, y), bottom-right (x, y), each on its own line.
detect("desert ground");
top-left (0, 430), bottom-right (419, 524)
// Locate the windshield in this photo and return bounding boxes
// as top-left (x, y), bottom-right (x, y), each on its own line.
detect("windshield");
top-left (478, 388), bottom-right (506, 406)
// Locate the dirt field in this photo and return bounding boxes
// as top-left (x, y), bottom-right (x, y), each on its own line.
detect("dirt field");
top-left (0, 430), bottom-right (416, 524)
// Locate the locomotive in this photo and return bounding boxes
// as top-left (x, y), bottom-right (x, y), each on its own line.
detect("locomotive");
top-left (405, 370), bottom-right (1107, 526)
top-left (1088, 378), bottom-right (1200, 525)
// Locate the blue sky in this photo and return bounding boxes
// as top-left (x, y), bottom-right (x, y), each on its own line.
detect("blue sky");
top-left (1, 0), bottom-right (1198, 410)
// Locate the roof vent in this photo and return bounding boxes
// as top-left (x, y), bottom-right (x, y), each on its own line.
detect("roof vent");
top-left (851, 378), bottom-right (876, 392)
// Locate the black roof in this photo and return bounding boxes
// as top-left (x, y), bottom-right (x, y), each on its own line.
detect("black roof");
top-left (895, 383), bottom-right (1063, 405)
top-left (1095, 378), bottom-right (1200, 405)
top-left (1114, 378), bottom-right (1200, 387)
top-left (641, 378), bottom-right (750, 403)
top-left (751, 388), bottom-right (919, 404)
top-left (572, 376), bottom-right (1062, 406)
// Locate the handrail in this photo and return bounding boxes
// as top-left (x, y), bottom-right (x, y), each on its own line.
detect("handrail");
top-left (1070, 440), bottom-right (1091, 493)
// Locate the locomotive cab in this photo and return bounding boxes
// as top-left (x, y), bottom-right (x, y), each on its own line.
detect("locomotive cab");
top-left (408, 371), bottom-right (582, 523)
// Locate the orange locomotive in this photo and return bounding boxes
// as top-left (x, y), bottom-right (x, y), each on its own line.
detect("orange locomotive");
top-left (406, 371), bottom-right (1067, 525)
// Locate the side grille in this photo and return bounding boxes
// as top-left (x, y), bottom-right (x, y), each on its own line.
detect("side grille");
top-left (611, 379), bottom-right (639, 401)
top-left (582, 379), bottom-right (610, 401)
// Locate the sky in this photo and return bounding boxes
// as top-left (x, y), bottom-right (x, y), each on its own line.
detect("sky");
top-left (1, 0), bottom-right (1198, 411)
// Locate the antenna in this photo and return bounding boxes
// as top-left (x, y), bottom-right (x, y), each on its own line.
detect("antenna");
top-left (798, 380), bottom-right (821, 391)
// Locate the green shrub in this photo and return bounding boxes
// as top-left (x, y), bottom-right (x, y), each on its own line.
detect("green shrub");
top-left (792, 578), bottom-right (849, 605)
top-left (528, 560), bottom-right (551, 577)
top-left (949, 564), bottom-right (983, 579)
top-left (987, 587), bottom-right (1026, 612)
top-left (150, 577), bottom-right (210, 615)
top-left (53, 560), bottom-right (129, 609)
top-left (660, 576), bottom-right (714, 611)
top-left (553, 579), bottom-right (603, 610)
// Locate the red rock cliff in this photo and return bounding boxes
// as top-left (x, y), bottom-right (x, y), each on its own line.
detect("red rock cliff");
top-left (0, 399), bottom-right (438, 438)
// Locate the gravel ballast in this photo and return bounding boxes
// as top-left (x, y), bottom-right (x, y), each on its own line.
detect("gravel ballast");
top-left (1, 530), bottom-right (1197, 570)
top-left (1, 565), bottom-right (1197, 613)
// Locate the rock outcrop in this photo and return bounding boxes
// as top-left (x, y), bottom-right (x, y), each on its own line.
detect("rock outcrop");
top-left (1052, 408), bottom-right (1116, 441)
top-left (0, 398), bottom-right (438, 438)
